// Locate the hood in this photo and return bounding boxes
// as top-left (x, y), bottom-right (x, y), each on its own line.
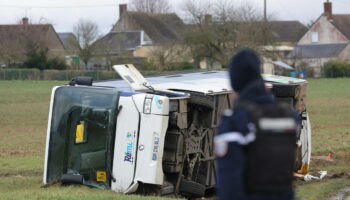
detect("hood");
top-left (236, 79), bottom-right (274, 105)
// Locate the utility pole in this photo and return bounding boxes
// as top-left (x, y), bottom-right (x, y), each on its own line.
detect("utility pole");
top-left (263, 0), bottom-right (267, 45)
top-left (264, 0), bottom-right (267, 21)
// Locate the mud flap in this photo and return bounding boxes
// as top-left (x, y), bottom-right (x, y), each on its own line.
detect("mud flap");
top-left (124, 182), bottom-right (139, 194)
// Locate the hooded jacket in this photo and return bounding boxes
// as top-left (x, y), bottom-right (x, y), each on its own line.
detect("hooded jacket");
top-left (215, 49), bottom-right (295, 200)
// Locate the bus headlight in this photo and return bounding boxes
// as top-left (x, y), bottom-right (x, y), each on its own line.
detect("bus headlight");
top-left (144, 97), bottom-right (153, 114)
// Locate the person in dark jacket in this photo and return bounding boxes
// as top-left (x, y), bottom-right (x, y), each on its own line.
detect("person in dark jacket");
top-left (215, 49), bottom-right (295, 200)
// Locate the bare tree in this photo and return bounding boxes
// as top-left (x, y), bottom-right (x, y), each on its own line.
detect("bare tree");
top-left (183, 0), bottom-right (276, 68)
top-left (146, 43), bottom-right (191, 70)
top-left (72, 19), bottom-right (100, 69)
top-left (130, 0), bottom-right (171, 13)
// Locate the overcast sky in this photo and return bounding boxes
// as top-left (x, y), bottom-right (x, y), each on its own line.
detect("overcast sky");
top-left (0, 0), bottom-right (349, 34)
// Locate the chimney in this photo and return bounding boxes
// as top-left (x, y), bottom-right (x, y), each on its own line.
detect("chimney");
top-left (324, 0), bottom-right (333, 20)
top-left (119, 4), bottom-right (127, 18)
top-left (204, 14), bottom-right (212, 25)
top-left (22, 17), bottom-right (29, 25)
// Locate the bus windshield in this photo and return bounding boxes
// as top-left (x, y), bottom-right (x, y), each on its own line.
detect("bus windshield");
top-left (46, 86), bottom-right (119, 188)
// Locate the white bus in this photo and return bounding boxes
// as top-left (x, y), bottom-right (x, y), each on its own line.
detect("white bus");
top-left (43, 65), bottom-right (311, 197)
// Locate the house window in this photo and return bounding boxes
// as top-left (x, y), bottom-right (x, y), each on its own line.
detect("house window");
top-left (311, 32), bottom-right (319, 43)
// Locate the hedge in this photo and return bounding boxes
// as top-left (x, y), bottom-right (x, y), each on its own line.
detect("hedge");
top-left (0, 68), bottom-right (40, 80)
top-left (322, 60), bottom-right (350, 78)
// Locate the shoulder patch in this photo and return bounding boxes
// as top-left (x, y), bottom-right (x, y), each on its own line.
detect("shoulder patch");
top-left (214, 137), bottom-right (228, 157)
top-left (223, 109), bottom-right (233, 117)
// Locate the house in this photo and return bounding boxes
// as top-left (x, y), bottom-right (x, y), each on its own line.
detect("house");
top-left (0, 17), bottom-right (65, 67)
top-left (263, 21), bottom-right (307, 74)
top-left (288, 0), bottom-right (350, 77)
top-left (90, 4), bottom-right (190, 69)
top-left (88, 31), bottom-right (145, 70)
top-left (57, 32), bottom-right (81, 68)
top-left (112, 4), bottom-right (186, 45)
top-left (57, 32), bottom-right (77, 51)
top-left (266, 21), bottom-right (307, 56)
top-left (270, 21), bottom-right (307, 45)
top-left (98, 4), bottom-right (306, 71)
top-left (95, 31), bottom-right (142, 55)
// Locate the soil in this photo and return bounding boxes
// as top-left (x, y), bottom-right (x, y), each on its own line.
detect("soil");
top-left (329, 187), bottom-right (350, 200)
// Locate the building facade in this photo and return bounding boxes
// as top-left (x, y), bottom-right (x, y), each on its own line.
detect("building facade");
top-left (0, 18), bottom-right (65, 67)
top-left (288, 1), bottom-right (350, 77)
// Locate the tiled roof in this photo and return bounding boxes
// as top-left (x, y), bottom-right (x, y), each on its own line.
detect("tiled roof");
top-left (269, 21), bottom-right (308, 43)
top-left (0, 24), bottom-right (64, 51)
top-left (332, 14), bottom-right (350, 40)
top-left (127, 12), bottom-right (186, 44)
top-left (95, 31), bottom-right (141, 53)
top-left (57, 33), bottom-right (75, 46)
top-left (287, 43), bottom-right (349, 59)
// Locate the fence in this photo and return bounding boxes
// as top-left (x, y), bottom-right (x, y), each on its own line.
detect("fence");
top-left (0, 69), bottom-right (120, 81)
top-left (0, 68), bottom-right (205, 81)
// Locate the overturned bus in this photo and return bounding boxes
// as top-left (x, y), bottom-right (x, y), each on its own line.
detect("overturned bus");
top-left (43, 65), bottom-right (311, 197)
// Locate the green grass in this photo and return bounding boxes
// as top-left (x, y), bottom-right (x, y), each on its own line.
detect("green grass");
top-left (307, 79), bottom-right (350, 164)
top-left (0, 81), bottom-right (171, 199)
top-left (296, 178), bottom-right (349, 200)
top-left (295, 78), bottom-right (350, 200)
top-left (0, 176), bottom-right (165, 200)
top-left (1, 79), bottom-right (350, 199)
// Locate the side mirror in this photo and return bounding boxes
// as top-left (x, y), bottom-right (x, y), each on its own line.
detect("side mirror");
top-left (69, 77), bottom-right (93, 86)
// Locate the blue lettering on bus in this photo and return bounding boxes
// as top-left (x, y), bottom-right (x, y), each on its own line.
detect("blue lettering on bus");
top-left (124, 142), bottom-right (134, 163)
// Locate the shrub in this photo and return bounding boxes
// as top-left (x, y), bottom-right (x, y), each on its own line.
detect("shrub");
top-left (23, 49), bottom-right (68, 70)
top-left (141, 60), bottom-right (158, 71)
top-left (23, 50), bottom-right (48, 70)
top-left (97, 71), bottom-right (119, 80)
top-left (322, 60), bottom-right (350, 78)
top-left (169, 62), bottom-right (195, 71)
top-left (46, 58), bottom-right (68, 70)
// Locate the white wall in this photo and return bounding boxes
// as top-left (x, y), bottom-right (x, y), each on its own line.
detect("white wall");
top-left (298, 16), bottom-right (349, 45)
